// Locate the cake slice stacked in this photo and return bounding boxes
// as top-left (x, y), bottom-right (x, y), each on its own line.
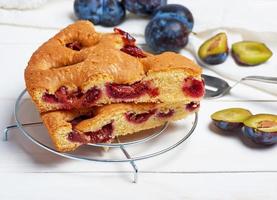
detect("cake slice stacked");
top-left (25, 21), bottom-right (204, 152)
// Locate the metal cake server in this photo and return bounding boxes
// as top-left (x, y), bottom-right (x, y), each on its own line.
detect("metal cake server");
top-left (203, 74), bottom-right (277, 99)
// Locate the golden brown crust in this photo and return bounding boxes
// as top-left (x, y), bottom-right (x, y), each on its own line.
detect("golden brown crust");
top-left (25, 21), bottom-right (145, 93)
top-left (25, 20), bottom-right (203, 113)
top-left (25, 20), bottom-right (202, 88)
top-left (141, 52), bottom-right (202, 75)
top-left (41, 109), bottom-right (83, 152)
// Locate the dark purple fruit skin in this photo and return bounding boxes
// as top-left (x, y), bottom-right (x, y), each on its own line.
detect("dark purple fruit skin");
top-left (145, 16), bottom-right (189, 53)
top-left (74, 0), bottom-right (125, 27)
top-left (124, 0), bottom-right (167, 16)
top-left (213, 120), bottom-right (243, 131)
top-left (202, 52), bottom-right (228, 65)
top-left (153, 4), bottom-right (194, 31)
top-left (243, 126), bottom-right (277, 145)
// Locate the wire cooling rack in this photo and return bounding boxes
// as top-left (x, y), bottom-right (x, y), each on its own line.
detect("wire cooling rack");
top-left (3, 89), bottom-right (198, 183)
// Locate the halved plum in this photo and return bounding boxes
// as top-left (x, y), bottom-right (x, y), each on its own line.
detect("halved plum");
top-left (231, 41), bottom-right (272, 66)
top-left (243, 114), bottom-right (277, 145)
top-left (211, 108), bottom-right (252, 131)
top-left (198, 32), bottom-right (228, 65)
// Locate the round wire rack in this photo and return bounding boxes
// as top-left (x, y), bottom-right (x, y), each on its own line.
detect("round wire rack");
top-left (4, 89), bottom-right (198, 183)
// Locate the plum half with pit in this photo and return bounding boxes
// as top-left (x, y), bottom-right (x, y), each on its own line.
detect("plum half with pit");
top-left (243, 114), bottom-right (277, 145)
top-left (211, 108), bottom-right (252, 131)
top-left (231, 41), bottom-right (272, 66)
top-left (198, 32), bottom-right (228, 65)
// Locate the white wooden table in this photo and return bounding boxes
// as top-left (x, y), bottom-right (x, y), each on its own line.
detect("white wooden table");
top-left (0, 0), bottom-right (277, 199)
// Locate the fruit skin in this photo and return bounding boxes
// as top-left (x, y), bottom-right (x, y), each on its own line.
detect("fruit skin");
top-left (145, 16), bottom-right (190, 53)
top-left (243, 127), bottom-right (277, 145)
top-left (198, 33), bottom-right (228, 65)
top-left (211, 108), bottom-right (252, 131)
top-left (74, 0), bottom-right (125, 27)
top-left (153, 4), bottom-right (194, 31)
top-left (124, 0), bottom-right (167, 16)
top-left (213, 121), bottom-right (243, 131)
top-left (231, 41), bottom-right (273, 66)
top-left (145, 4), bottom-right (194, 53)
top-left (243, 114), bottom-right (277, 145)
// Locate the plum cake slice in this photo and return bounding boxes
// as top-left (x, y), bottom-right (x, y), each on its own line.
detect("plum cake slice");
top-left (25, 20), bottom-right (204, 113)
top-left (41, 101), bottom-right (200, 152)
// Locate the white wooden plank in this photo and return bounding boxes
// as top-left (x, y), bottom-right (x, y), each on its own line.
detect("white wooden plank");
top-left (0, 25), bottom-right (57, 44)
top-left (0, 172), bottom-right (276, 200)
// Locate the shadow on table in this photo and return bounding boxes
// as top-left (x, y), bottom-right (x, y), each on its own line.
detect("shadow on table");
top-left (209, 122), bottom-right (275, 150)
